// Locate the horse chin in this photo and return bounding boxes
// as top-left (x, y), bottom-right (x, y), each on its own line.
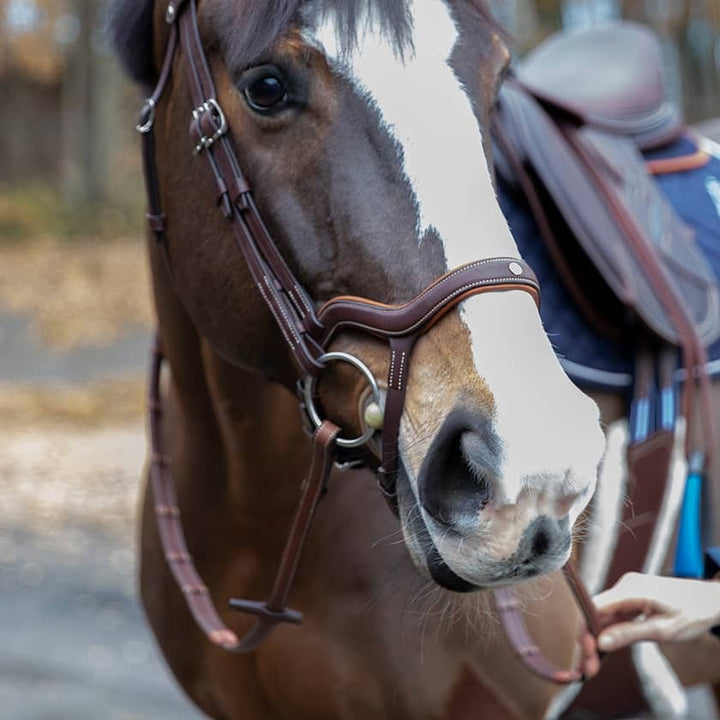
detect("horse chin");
top-left (395, 465), bottom-right (573, 592)
top-left (396, 468), bottom-right (478, 593)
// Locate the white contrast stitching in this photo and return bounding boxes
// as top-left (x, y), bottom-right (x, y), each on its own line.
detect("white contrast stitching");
top-left (259, 280), bottom-right (296, 348)
top-left (398, 351), bottom-right (407, 390)
top-left (321, 274), bottom-right (538, 343)
top-left (263, 275), bottom-right (301, 345)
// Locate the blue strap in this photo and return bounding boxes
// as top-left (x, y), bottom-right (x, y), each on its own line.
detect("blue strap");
top-left (674, 452), bottom-right (706, 578)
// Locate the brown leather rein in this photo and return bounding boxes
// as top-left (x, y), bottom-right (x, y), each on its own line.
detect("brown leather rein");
top-left (138, 0), bottom-right (601, 681)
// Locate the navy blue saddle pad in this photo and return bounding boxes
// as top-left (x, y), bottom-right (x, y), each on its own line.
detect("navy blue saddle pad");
top-left (498, 136), bottom-right (720, 392)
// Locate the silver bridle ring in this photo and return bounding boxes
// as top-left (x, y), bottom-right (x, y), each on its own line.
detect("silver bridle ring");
top-left (136, 98), bottom-right (156, 134)
top-left (303, 352), bottom-right (382, 449)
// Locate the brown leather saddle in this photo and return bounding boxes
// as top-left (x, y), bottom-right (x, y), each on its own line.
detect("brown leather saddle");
top-left (492, 21), bottom-right (718, 718)
top-left (494, 21), bottom-right (720, 349)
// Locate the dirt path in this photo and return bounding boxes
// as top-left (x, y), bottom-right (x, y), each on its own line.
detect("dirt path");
top-left (0, 238), bottom-right (202, 717)
top-left (0, 423), bottom-right (202, 719)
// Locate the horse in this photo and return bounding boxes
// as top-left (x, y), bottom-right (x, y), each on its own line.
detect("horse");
top-left (108, 1), bottom-right (720, 718)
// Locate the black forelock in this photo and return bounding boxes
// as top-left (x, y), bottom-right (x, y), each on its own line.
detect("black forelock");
top-left (106, 0), bottom-right (156, 87)
top-left (105, 0), bottom-right (412, 86)
top-left (105, 0), bottom-right (498, 88)
top-left (206, 0), bottom-right (414, 72)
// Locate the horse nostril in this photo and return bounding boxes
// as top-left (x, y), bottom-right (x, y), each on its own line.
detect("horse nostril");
top-left (517, 516), bottom-right (569, 566)
top-left (531, 526), bottom-right (551, 557)
top-left (422, 439), bottom-right (490, 525)
top-left (418, 409), bottom-right (498, 529)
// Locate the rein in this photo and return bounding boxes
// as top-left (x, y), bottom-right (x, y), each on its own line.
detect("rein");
top-left (138, 0), bottom-right (601, 682)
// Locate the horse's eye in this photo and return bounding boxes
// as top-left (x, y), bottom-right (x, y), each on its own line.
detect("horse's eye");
top-left (244, 72), bottom-right (287, 112)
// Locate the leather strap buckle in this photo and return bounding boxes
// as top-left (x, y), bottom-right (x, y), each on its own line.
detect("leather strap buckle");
top-left (192, 98), bottom-right (228, 155)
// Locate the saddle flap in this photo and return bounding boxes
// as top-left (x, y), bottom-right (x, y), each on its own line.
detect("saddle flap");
top-left (495, 82), bottom-right (720, 346)
top-left (579, 128), bottom-right (720, 344)
top-left (517, 21), bottom-right (682, 149)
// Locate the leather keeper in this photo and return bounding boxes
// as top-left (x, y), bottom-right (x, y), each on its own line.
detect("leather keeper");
top-left (146, 212), bottom-right (166, 233)
top-left (229, 598), bottom-right (303, 625)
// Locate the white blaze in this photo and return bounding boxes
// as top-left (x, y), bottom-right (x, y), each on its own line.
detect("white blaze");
top-left (312, 0), bottom-right (513, 261)
top-left (311, 0), bottom-right (603, 510)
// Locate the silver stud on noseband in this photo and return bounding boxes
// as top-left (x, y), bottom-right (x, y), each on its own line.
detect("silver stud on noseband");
top-left (303, 352), bottom-right (384, 449)
top-left (509, 261), bottom-right (524, 276)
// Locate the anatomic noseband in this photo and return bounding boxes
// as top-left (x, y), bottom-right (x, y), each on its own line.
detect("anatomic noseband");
top-left (138, 0), bottom-right (599, 683)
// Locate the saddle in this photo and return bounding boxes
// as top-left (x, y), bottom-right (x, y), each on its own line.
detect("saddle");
top-left (492, 21), bottom-right (719, 719)
top-left (493, 21), bottom-right (720, 348)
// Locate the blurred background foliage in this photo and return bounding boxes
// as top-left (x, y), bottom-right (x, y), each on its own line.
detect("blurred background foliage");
top-left (0, 0), bottom-right (719, 245)
top-left (0, 0), bottom-right (142, 242)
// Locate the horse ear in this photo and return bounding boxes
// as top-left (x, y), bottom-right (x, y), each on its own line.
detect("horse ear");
top-left (106, 0), bottom-right (156, 87)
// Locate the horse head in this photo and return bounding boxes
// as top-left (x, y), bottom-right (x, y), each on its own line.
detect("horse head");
top-left (111, 0), bottom-right (605, 593)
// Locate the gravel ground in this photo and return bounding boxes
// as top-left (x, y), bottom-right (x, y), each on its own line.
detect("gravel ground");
top-left (0, 423), bottom-right (202, 720)
top-left (0, 238), bottom-right (204, 718)
top-left (2, 418), bottom-right (717, 719)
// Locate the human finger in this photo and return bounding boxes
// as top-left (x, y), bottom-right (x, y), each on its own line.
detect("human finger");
top-left (597, 616), bottom-right (669, 651)
top-left (593, 596), bottom-right (660, 627)
top-left (579, 630), bottom-right (600, 679)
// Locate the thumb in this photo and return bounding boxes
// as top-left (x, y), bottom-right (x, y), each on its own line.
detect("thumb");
top-left (598, 617), bottom-right (668, 651)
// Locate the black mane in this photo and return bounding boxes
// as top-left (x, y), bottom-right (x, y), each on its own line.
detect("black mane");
top-left (106, 0), bottom-right (156, 87)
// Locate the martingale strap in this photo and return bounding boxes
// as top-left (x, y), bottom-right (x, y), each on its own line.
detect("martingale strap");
top-left (137, 0), bottom-right (602, 676)
top-left (150, 341), bottom-right (340, 652)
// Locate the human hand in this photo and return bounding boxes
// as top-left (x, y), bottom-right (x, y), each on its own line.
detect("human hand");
top-left (578, 628), bottom-right (601, 679)
top-left (593, 572), bottom-right (720, 652)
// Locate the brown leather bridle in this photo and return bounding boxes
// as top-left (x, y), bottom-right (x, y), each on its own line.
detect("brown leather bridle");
top-left (139, 0), bottom-right (600, 682)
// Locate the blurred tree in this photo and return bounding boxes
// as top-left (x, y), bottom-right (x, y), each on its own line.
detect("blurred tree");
top-left (62, 0), bottom-right (103, 205)
top-left (0, 0), bottom-right (127, 208)
top-left (0, 0), bottom-right (66, 82)
top-left (1, 0), bottom-right (719, 214)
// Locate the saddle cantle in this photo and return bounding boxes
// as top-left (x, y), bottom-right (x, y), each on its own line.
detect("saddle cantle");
top-left (495, 83), bottom-right (720, 346)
